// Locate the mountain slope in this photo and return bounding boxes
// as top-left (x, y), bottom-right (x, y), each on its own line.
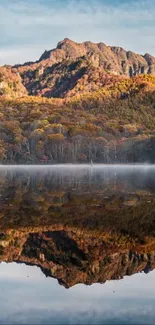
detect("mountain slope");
top-left (0, 38), bottom-right (155, 99)
top-left (1, 40), bottom-right (155, 163)
top-left (0, 75), bottom-right (155, 163)
top-left (10, 38), bottom-right (155, 98)
top-left (0, 66), bottom-right (27, 97)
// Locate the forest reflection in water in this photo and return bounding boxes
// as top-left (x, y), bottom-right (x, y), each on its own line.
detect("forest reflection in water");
top-left (0, 165), bottom-right (155, 324)
top-left (0, 165), bottom-right (155, 287)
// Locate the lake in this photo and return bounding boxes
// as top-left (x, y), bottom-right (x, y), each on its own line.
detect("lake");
top-left (0, 165), bottom-right (155, 324)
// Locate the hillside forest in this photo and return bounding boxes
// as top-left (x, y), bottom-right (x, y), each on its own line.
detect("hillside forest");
top-left (1, 39), bottom-right (155, 163)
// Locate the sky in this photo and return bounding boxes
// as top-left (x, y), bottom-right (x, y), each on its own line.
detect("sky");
top-left (0, 262), bottom-right (155, 324)
top-left (0, 0), bottom-right (155, 65)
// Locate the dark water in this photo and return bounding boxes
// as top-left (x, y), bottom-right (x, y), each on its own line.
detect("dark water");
top-left (0, 165), bottom-right (155, 324)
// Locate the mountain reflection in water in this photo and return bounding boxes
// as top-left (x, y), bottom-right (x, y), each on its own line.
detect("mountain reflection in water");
top-left (0, 165), bottom-right (155, 289)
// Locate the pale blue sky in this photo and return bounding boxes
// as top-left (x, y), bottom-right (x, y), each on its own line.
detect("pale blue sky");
top-left (0, 0), bottom-right (155, 65)
top-left (0, 262), bottom-right (155, 324)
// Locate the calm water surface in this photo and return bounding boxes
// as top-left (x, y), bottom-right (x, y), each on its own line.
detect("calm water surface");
top-left (0, 165), bottom-right (155, 324)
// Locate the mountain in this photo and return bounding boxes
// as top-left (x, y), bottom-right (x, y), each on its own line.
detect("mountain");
top-left (1, 39), bottom-right (155, 163)
top-left (14, 38), bottom-right (155, 98)
top-left (0, 38), bottom-right (155, 99)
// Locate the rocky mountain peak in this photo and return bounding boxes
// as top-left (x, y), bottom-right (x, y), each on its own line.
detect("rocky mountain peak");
top-left (56, 38), bottom-right (75, 49)
top-left (1, 38), bottom-right (155, 98)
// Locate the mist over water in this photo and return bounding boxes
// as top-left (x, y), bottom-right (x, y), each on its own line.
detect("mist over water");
top-left (0, 163), bottom-right (155, 193)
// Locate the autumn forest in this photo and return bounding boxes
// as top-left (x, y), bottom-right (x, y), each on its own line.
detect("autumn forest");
top-left (1, 39), bottom-right (155, 164)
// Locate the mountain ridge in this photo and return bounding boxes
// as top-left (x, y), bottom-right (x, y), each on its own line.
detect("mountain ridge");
top-left (14, 38), bottom-right (155, 76)
top-left (1, 38), bottom-right (155, 99)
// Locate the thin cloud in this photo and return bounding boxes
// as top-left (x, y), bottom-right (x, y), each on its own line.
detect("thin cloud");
top-left (0, 0), bottom-right (155, 64)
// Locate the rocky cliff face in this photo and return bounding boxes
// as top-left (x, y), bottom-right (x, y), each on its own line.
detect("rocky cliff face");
top-left (9, 38), bottom-right (155, 98)
top-left (36, 38), bottom-right (155, 77)
top-left (1, 38), bottom-right (155, 99)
